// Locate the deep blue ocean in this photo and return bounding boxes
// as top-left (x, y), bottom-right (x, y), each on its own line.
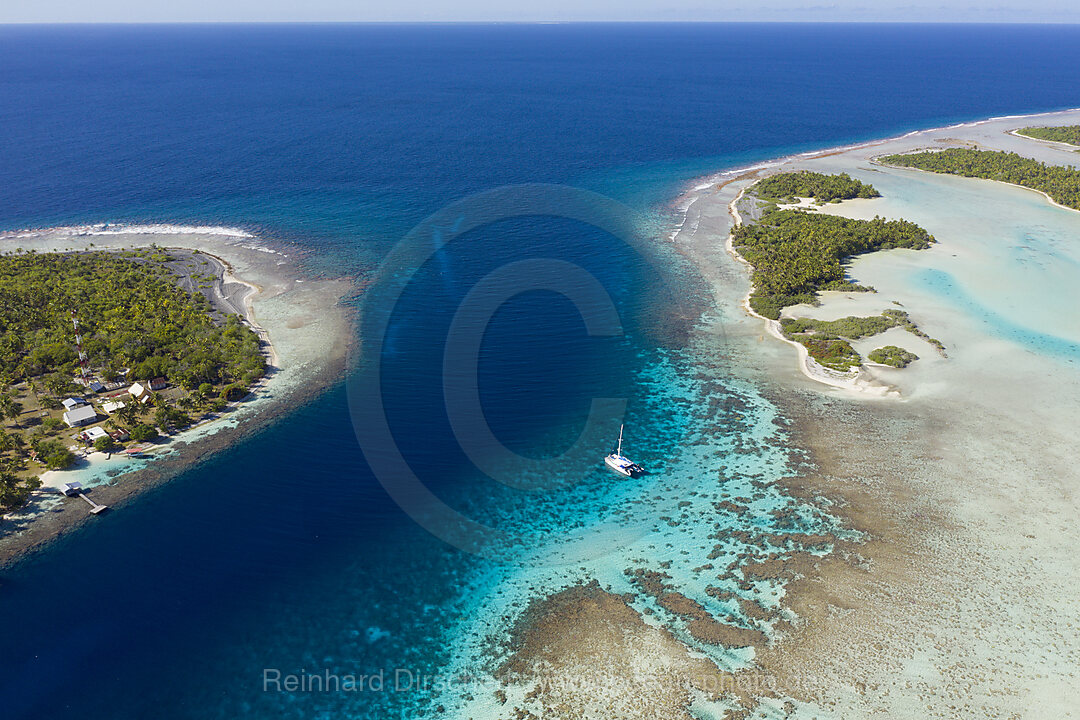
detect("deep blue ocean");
top-left (2, 23), bottom-right (1080, 720)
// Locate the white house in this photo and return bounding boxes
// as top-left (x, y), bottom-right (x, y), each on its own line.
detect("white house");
top-left (149, 377), bottom-right (168, 391)
top-left (128, 382), bottom-right (147, 399)
top-left (61, 397), bottom-right (86, 412)
top-left (84, 426), bottom-right (109, 442)
top-left (102, 400), bottom-right (126, 414)
top-left (63, 404), bottom-right (98, 428)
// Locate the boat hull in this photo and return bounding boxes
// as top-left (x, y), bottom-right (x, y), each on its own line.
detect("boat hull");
top-left (604, 454), bottom-right (643, 477)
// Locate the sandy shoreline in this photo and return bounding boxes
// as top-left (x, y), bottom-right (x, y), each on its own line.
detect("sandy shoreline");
top-left (491, 107), bottom-right (1080, 718)
top-left (724, 186), bottom-right (900, 399)
top-left (0, 226), bottom-right (358, 566)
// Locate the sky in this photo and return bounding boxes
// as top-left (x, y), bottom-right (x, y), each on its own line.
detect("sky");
top-left (2, 0), bottom-right (1080, 24)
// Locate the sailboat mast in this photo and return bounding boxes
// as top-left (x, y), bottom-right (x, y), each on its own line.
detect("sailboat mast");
top-left (617, 424), bottom-right (624, 455)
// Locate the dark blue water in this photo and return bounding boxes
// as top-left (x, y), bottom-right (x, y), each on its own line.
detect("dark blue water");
top-left (2, 23), bottom-right (1080, 720)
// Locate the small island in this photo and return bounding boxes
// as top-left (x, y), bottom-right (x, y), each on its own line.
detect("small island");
top-left (724, 171), bottom-right (946, 386)
top-left (880, 147), bottom-right (1080, 211)
top-left (730, 172), bottom-right (935, 320)
top-left (0, 225), bottom-right (356, 565)
top-left (0, 247), bottom-right (268, 513)
top-left (1014, 125), bottom-right (1080, 147)
top-left (732, 207), bottom-right (935, 320)
top-left (779, 310), bottom-right (939, 372)
top-left (751, 170), bottom-right (882, 203)
top-left (867, 345), bottom-right (919, 368)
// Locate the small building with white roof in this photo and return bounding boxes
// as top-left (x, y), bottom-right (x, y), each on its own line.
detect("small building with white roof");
top-left (63, 404), bottom-right (98, 428)
top-left (84, 426), bottom-right (109, 442)
top-left (102, 400), bottom-right (126, 414)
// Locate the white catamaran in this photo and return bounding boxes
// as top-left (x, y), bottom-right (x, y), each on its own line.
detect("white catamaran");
top-left (604, 424), bottom-right (645, 477)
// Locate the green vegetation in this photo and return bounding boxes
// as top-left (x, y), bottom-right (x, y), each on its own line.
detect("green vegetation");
top-left (129, 424), bottom-right (158, 443)
top-left (868, 345), bottom-right (919, 368)
top-left (0, 249), bottom-right (265, 387)
top-left (1014, 126), bottom-right (1080, 147)
top-left (779, 313), bottom-right (897, 372)
top-left (154, 405), bottom-right (194, 432)
top-left (93, 435), bottom-right (117, 454)
top-left (31, 439), bottom-right (76, 471)
top-left (779, 310), bottom-right (942, 372)
top-left (890, 309), bottom-right (947, 356)
top-left (798, 335), bottom-right (862, 372)
top-left (221, 383), bottom-right (250, 402)
top-left (732, 208), bottom-right (935, 319)
top-left (881, 148), bottom-right (1080, 211)
top-left (753, 171), bottom-right (881, 203)
top-left (0, 430), bottom-right (36, 510)
top-left (0, 469), bottom-right (39, 513)
top-left (780, 314), bottom-right (897, 340)
top-left (0, 249), bottom-right (269, 513)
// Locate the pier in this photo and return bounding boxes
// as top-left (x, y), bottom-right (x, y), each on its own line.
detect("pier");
top-left (62, 482), bottom-right (109, 515)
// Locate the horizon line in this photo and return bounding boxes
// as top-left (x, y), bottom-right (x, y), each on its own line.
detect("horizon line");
top-left (3, 19), bottom-right (1080, 26)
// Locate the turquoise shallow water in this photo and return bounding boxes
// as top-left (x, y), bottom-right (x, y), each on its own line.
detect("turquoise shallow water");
top-left (914, 268), bottom-right (1080, 363)
top-left (4, 22), bottom-right (1080, 719)
top-left (814, 161), bottom-right (1080, 368)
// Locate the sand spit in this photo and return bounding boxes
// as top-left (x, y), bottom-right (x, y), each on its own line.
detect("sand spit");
top-left (0, 227), bottom-right (358, 566)
top-left (501, 108), bottom-right (1080, 718)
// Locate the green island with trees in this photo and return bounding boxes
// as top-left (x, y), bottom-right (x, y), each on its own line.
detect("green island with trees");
top-left (880, 148), bottom-right (1080, 211)
top-left (1014, 126), bottom-right (1080, 148)
top-left (751, 171), bottom-right (881, 203)
top-left (778, 309), bottom-right (940, 372)
top-left (0, 248), bottom-right (268, 513)
top-left (732, 202), bottom-right (936, 320)
top-left (868, 345), bottom-right (919, 368)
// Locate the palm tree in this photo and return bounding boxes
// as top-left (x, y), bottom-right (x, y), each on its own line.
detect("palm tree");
top-left (118, 402), bottom-right (138, 427)
top-left (153, 406), bottom-right (171, 433)
top-left (0, 393), bottom-right (22, 430)
top-left (26, 378), bottom-right (40, 405)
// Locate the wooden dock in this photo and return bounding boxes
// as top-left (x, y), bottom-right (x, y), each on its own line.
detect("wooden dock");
top-left (77, 492), bottom-right (109, 515)
top-left (59, 482), bottom-right (109, 515)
